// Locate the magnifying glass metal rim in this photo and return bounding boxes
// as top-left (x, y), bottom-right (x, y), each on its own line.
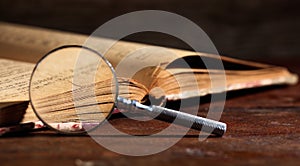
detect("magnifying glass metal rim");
top-left (29, 45), bottom-right (119, 135)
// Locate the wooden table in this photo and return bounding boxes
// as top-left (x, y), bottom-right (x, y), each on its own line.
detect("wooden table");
top-left (0, 64), bottom-right (299, 166)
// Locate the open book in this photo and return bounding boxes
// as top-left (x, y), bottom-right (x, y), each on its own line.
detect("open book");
top-left (0, 22), bottom-right (298, 130)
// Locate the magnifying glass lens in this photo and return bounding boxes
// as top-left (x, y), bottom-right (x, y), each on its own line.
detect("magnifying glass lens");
top-left (29, 46), bottom-right (117, 134)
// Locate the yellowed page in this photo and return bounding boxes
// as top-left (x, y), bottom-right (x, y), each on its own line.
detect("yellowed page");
top-left (0, 22), bottom-right (298, 109)
top-left (0, 59), bottom-right (34, 101)
top-left (0, 56), bottom-right (149, 122)
top-left (151, 66), bottom-right (298, 100)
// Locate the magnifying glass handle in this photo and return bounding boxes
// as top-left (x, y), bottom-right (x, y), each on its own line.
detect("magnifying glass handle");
top-left (117, 97), bottom-right (226, 137)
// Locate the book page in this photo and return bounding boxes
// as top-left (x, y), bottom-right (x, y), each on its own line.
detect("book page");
top-left (0, 57), bottom-right (148, 123)
top-left (0, 22), bottom-right (181, 89)
top-left (0, 59), bottom-right (34, 102)
top-left (0, 22), bottom-right (298, 107)
top-left (151, 65), bottom-right (298, 101)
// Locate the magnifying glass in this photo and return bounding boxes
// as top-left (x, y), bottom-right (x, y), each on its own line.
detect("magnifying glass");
top-left (29, 45), bottom-right (226, 136)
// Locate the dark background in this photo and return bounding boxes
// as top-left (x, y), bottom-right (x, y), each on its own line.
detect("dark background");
top-left (0, 0), bottom-right (299, 64)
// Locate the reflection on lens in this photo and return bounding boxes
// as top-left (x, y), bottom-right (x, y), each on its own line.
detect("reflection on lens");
top-left (29, 45), bottom-right (117, 133)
